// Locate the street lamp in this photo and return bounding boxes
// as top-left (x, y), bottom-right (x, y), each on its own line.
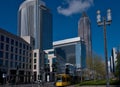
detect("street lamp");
top-left (96, 9), bottom-right (112, 87)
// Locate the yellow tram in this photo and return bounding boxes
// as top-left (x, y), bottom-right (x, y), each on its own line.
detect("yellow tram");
top-left (55, 74), bottom-right (71, 87)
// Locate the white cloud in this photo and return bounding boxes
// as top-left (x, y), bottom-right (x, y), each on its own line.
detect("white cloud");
top-left (57, 0), bottom-right (93, 16)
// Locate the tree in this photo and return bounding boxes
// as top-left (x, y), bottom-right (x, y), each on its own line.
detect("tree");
top-left (93, 55), bottom-right (106, 79)
top-left (115, 52), bottom-right (120, 80)
top-left (86, 53), bottom-right (106, 80)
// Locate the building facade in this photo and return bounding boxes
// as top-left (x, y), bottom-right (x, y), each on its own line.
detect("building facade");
top-left (53, 37), bottom-right (86, 76)
top-left (32, 49), bottom-right (47, 82)
top-left (110, 48), bottom-right (117, 73)
top-left (44, 49), bottom-right (56, 82)
top-left (78, 12), bottom-right (92, 59)
top-left (0, 28), bottom-right (33, 84)
top-left (18, 0), bottom-right (52, 50)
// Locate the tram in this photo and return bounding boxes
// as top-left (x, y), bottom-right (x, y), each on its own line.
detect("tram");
top-left (55, 74), bottom-right (71, 87)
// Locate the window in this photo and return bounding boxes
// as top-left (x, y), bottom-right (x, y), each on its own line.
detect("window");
top-left (6, 37), bottom-right (9, 43)
top-left (48, 51), bottom-right (54, 54)
top-left (26, 58), bottom-right (28, 62)
top-left (30, 47), bottom-right (32, 50)
top-left (10, 61), bottom-right (13, 68)
top-left (15, 62), bottom-right (17, 67)
top-left (0, 51), bottom-right (3, 58)
top-left (27, 46), bottom-right (29, 50)
top-left (26, 64), bottom-right (28, 69)
top-left (19, 43), bottom-right (22, 48)
top-left (19, 49), bottom-right (22, 54)
top-left (10, 54), bottom-right (14, 60)
top-left (34, 53), bottom-right (37, 57)
top-left (34, 59), bottom-right (36, 63)
top-left (11, 39), bottom-right (14, 45)
top-left (11, 46), bottom-right (14, 52)
top-left (0, 59), bottom-right (3, 65)
top-left (5, 60), bottom-right (8, 67)
top-left (15, 41), bottom-right (18, 46)
top-left (23, 44), bottom-right (25, 49)
top-left (29, 65), bottom-right (31, 69)
top-left (15, 48), bottom-right (18, 54)
top-left (34, 65), bottom-right (36, 69)
top-left (30, 53), bottom-right (32, 57)
top-left (19, 56), bottom-right (21, 61)
top-left (15, 55), bottom-right (18, 61)
top-left (23, 57), bottom-right (25, 62)
top-left (5, 52), bottom-right (9, 59)
top-left (23, 50), bottom-right (25, 55)
top-left (6, 45), bottom-right (9, 51)
top-left (0, 43), bottom-right (4, 50)
top-left (23, 63), bottom-right (25, 68)
top-left (30, 59), bottom-right (31, 63)
top-left (0, 35), bottom-right (4, 41)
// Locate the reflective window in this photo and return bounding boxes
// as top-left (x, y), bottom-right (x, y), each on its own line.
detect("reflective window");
top-left (10, 61), bottom-right (13, 68)
top-left (11, 46), bottom-right (14, 52)
top-left (10, 54), bottom-right (14, 60)
top-left (19, 49), bottom-right (22, 54)
top-left (15, 62), bottom-right (17, 67)
top-left (5, 60), bottom-right (8, 67)
top-left (23, 57), bottom-right (25, 62)
top-left (15, 55), bottom-right (18, 61)
top-left (0, 35), bottom-right (4, 41)
top-left (6, 37), bottom-right (9, 43)
top-left (15, 41), bottom-right (18, 46)
top-left (6, 45), bottom-right (9, 51)
top-left (23, 50), bottom-right (25, 55)
top-left (5, 52), bottom-right (9, 59)
top-left (15, 48), bottom-right (18, 54)
top-left (0, 59), bottom-right (3, 65)
top-left (23, 44), bottom-right (25, 49)
top-left (23, 63), bottom-right (25, 68)
top-left (19, 56), bottom-right (21, 61)
top-left (0, 51), bottom-right (3, 58)
top-left (11, 39), bottom-right (14, 45)
top-left (0, 43), bottom-right (4, 50)
top-left (19, 43), bottom-right (22, 48)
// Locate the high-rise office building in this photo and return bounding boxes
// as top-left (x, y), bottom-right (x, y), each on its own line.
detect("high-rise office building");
top-left (78, 12), bottom-right (92, 58)
top-left (18, 0), bottom-right (52, 50)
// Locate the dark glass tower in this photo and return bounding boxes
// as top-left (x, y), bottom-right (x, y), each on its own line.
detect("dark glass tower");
top-left (78, 12), bottom-right (92, 58)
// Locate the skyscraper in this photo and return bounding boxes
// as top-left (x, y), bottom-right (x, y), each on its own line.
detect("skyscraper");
top-left (18, 0), bottom-right (52, 50)
top-left (78, 12), bottom-right (92, 58)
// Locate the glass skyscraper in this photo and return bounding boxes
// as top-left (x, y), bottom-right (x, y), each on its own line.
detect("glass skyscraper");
top-left (78, 12), bottom-right (92, 58)
top-left (18, 0), bottom-right (52, 50)
top-left (53, 37), bottom-right (86, 74)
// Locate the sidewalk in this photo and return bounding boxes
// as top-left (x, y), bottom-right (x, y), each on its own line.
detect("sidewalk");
top-left (67, 85), bottom-right (120, 87)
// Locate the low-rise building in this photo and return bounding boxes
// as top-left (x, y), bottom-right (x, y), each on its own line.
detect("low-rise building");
top-left (53, 37), bottom-right (86, 76)
top-left (0, 28), bottom-right (33, 84)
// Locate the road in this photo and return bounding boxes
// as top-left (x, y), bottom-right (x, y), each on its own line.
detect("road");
top-left (0, 83), bottom-right (120, 87)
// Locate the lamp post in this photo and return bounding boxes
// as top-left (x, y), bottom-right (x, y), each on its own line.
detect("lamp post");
top-left (96, 9), bottom-right (112, 87)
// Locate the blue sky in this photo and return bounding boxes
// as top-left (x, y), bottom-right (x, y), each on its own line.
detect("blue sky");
top-left (0, 0), bottom-right (120, 59)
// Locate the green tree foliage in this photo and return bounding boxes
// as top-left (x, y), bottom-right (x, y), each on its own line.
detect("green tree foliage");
top-left (115, 52), bottom-right (120, 80)
top-left (86, 54), bottom-right (106, 80)
top-left (93, 55), bottom-right (106, 79)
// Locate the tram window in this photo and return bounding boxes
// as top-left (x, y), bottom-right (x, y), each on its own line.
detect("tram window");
top-left (57, 77), bottom-right (62, 82)
top-left (62, 77), bottom-right (66, 82)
